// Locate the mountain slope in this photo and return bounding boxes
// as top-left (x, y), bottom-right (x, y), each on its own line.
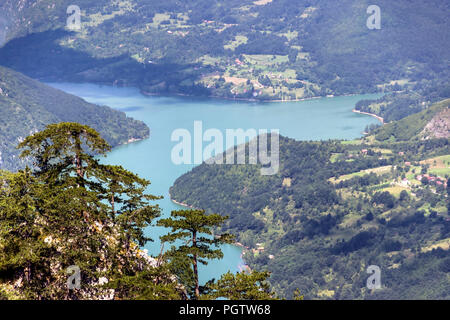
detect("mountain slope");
top-left (0, 66), bottom-right (149, 171)
top-left (170, 117), bottom-right (449, 299)
top-left (372, 99), bottom-right (450, 142)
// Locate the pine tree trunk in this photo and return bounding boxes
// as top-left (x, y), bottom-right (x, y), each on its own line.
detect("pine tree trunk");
top-left (192, 231), bottom-right (199, 299)
top-left (75, 140), bottom-right (84, 179)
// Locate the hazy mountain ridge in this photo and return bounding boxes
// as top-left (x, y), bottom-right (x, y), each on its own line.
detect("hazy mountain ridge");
top-left (0, 65), bottom-right (149, 171)
top-left (0, 0), bottom-right (448, 108)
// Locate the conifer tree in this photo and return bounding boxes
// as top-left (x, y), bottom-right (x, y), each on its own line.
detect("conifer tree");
top-left (158, 209), bottom-right (234, 299)
top-left (0, 169), bottom-right (56, 299)
top-left (207, 271), bottom-right (277, 300)
top-left (0, 123), bottom-right (166, 299)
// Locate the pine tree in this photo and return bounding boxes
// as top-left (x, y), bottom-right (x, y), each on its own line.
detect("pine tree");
top-left (105, 265), bottom-right (185, 300)
top-left (293, 288), bottom-right (304, 300)
top-left (0, 169), bottom-right (56, 299)
top-left (0, 123), bottom-right (166, 299)
top-left (18, 122), bottom-right (111, 182)
top-left (158, 209), bottom-right (234, 299)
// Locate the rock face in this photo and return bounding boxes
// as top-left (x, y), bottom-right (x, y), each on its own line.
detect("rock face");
top-left (421, 107), bottom-right (450, 139)
top-left (0, 0), bottom-right (32, 45)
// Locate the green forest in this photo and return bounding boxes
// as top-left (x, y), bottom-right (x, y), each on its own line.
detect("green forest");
top-left (0, 0), bottom-right (448, 113)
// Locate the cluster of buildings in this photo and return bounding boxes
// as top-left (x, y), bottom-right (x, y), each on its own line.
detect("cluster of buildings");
top-left (416, 174), bottom-right (447, 187)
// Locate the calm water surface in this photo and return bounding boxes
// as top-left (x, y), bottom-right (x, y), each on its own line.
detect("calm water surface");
top-left (48, 82), bottom-right (381, 283)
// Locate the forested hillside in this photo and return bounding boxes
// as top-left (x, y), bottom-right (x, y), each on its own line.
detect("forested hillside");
top-left (371, 99), bottom-right (450, 142)
top-left (0, 0), bottom-right (448, 111)
top-left (355, 83), bottom-right (450, 123)
top-left (0, 66), bottom-right (149, 171)
top-left (0, 0), bottom-right (448, 301)
top-left (170, 104), bottom-right (450, 299)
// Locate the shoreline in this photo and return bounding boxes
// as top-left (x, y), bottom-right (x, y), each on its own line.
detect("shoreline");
top-left (141, 89), bottom-right (382, 104)
top-left (352, 109), bottom-right (384, 124)
top-left (122, 137), bottom-right (144, 145)
top-left (141, 89), bottom-right (321, 103)
top-left (170, 197), bottom-right (199, 210)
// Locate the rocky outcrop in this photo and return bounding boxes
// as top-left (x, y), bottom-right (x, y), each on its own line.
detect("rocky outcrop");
top-left (421, 107), bottom-right (450, 139)
top-left (0, 0), bottom-right (33, 45)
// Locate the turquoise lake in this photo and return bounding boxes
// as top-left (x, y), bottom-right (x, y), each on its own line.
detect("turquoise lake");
top-left (48, 82), bottom-right (381, 284)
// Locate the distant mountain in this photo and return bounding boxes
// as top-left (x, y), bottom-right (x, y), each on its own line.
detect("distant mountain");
top-left (0, 66), bottom-right (149, 171)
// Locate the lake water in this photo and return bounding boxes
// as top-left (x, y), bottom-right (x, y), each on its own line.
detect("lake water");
top-left (48, 82), bottom-right (381, 284)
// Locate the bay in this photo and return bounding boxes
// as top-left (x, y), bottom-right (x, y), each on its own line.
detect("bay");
top-left (48, 82), bottom-right (381, 284)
